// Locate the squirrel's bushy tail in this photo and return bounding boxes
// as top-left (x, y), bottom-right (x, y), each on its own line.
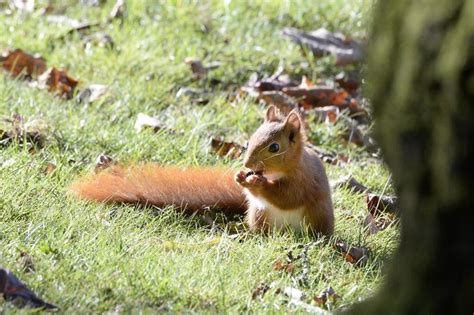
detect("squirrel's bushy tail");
top-left (70, 164), bottom-right (247, 214)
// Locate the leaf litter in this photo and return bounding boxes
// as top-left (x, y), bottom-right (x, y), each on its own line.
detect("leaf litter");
top-left (1, 48), bottom-right (107, 102)
top-left (282, 27), bottom-right (365, 65)
top-left (0, 266), bottom-right (57, 310)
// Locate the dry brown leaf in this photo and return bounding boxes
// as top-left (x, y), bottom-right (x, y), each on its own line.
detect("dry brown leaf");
top-left (0, 266), bottom-right (57, 309)
top-left (334, 241), bottom-right (369, 266)
top-left (335, 71), bottom-right (360, 93)
top-left (331, 175), bottom-right (369, 194)
top-left (1, 49), bottom-right (46, 78)
top-left (311, 106), bottom-right (340, 123)
top-left (259, 91), bottom-right (298, 114)
top-left (330, 90), bottom-right (349, 106)
top-left (184, 57), bottom-right (207, 79)
top-left (273, 261), bottom-right (295, 273)
top-left (43, 162), bottom-right (57, 175)
top-left (300, 75), bottom-right (315, 88)
top-left (210, 137), bottom-right (244, 159)
top-left (0, 114), bottom-right (46, 150)
top-left (367, 194), bottom-right (399, 216)
top-left (282, 27), bottom-right (365, 65)
top-left (19, 252), bottom-right (35, 273)
top-left (363, 213), bottom-right (393, 235)
top-left (251, 283), bottom-right (270, 300)
top-left (94, 154), bottom-right (115, 173)
top-left (363, 194), bottom-right (398, 235)
top-left (314, 287), bottom-right (341, 306)
top-left (282, 84), bottom-right (336, 108)
top-left (38, 67), bottom-right (78, 99)
top-left (255, 74), bottom-right (299, 92)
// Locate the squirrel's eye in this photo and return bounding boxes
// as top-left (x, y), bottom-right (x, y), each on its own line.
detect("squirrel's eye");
top-left (268, 143), bottom-right (280, 153)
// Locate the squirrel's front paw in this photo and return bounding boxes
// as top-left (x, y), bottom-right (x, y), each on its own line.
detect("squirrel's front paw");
top-left (235, 171), bottom-right (266, 188)
top-left (246, 174), bottom-right (266, 187)
top-left (234, 170), bottom-right (247, 185)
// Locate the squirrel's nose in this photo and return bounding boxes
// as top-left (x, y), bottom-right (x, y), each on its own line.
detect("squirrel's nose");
top-left (244, 156), bottom-right (256, 169)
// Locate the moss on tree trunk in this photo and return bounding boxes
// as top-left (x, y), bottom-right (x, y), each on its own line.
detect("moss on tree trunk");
top-left (351, 0), bottom-right (474, 313)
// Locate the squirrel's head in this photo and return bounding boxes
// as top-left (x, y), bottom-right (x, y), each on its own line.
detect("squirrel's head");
top-left (244, 106), bottom-right (305, 175)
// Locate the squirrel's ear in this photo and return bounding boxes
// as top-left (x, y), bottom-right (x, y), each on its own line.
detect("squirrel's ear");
top-left (284, 110), bottom-right (301, 132)
top-left (265, 105), bottom-right (279, 122)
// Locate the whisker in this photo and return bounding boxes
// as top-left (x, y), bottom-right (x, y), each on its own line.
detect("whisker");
top-left (258, 142), bottom-right (273, 155)
top-left (262, 150), bottom-right (288, 161)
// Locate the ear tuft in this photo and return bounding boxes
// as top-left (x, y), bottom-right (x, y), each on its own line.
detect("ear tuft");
top-left (284, 110), bottom-right (301, 132)
top-left (265, 105), bottom-right (279, 122)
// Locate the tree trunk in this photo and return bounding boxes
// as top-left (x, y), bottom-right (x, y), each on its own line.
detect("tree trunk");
top-left (351, 0), bottom-right (474, 313)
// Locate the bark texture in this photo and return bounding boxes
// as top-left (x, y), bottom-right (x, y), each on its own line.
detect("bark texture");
top-left (352, 0), bottom-right (474, 314)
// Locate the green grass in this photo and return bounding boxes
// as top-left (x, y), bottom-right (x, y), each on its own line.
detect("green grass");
top-left (0, 0), bottom-right (398, 313)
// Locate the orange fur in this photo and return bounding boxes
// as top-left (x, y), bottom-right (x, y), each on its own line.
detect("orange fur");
top-left (71, 106), bottom-right (334, 235)
top-left (236, 106), bottom-right (334, 235)
top-left (70, 164), bottom-right (247, 214)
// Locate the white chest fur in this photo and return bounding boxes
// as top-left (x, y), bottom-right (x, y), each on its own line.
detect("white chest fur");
top-left (245, 191), bottom-right (306, 232)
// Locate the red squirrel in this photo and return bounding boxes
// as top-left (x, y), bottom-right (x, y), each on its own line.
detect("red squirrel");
top-left (71, 106), bottom-right (334, 235)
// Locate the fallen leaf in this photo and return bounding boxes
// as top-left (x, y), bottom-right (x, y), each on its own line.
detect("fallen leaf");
top-left (335, 71), bottom-right (360, 93)
top-left (210, 137), bottom-right (244, 159)
top-left (367, 194), bottom-right (399, 216)
top-left (363, 194), bottom-right (398, 235)
top-left (18, 252), bottom-right (35, 273)
top-left (1, 49), bottom-right (47, 78)
top-left (330, 90), bottom-right (349, 106)
top-left (251, 283), bottom-right (270, 300)
top-left (363, 213), bottom-right (392, 235)
top-left (347, 98), bottom-right (367, 118)
top-left (282, 27), bottom-right (365, 65)
top-left (300, 75), bottom-right (315, 88)
top-left (331, 175), bottom-right (369, 194)
top-left (282, 84), bottom-right (336, 108)
top-left (134, 113), bottom-right (164, 133)
top-left (311, 106), bottom-right (340, 123)
top-left (334, 241), bottom-right (369, 266)
top-left (0, 266), bottom-right (57, 309)
top-left (94, 154), bottom-right (115, 173)
top-left (259, 91), bottom-right (298, 114)
top-left (43, 162), bottom-right (57, 175)
top-left (255, 74), bottom-right (299, 92)
top-left (184, 58), bottom-right (207, 79)
top-left (0, 114), bottom-right (46, 150)
top-left (273, 261), bottom-right (295, 273)
top-left (176, 87), bottom-right (210, 105)
top-left (37, 67), bottom-right (78, 99)
top-left (77, 84), bottom-right (108, 104)
top-left (314, 287), bottom-right (341, 306)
